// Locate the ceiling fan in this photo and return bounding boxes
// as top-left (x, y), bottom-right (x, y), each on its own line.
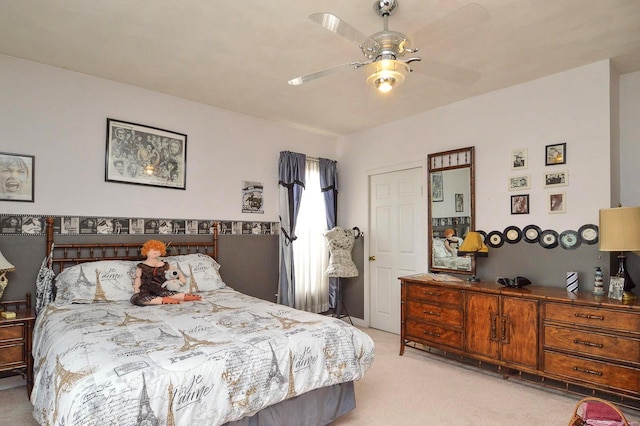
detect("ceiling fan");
top-left (288, 0), bottom-right (489, 93)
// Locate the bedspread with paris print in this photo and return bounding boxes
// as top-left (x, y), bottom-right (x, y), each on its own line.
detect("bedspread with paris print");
top-left (31, 287), bottom-right (375, 425)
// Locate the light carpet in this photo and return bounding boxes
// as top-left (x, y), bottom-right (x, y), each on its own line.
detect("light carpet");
top-left (2, 327), bottom-right (639, 425)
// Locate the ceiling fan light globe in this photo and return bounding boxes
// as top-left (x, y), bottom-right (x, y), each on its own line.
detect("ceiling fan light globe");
top-left (365, 59), bottom-right (409, 92)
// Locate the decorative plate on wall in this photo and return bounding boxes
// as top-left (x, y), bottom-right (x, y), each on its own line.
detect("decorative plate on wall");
top-left (578, 224), bottom-right (599, 245)
top-left (522, 225), bottom-right (541, 243)
top-left (559, 230), bottom-right (581, 250)
top-left (504, 226), bottom-right (522, 244)
top-left (539, 230), bottom-right (559, 249)
top-left (486, 230), bottom-right (505, 248)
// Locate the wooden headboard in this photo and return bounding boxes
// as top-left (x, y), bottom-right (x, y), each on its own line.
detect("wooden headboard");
top-left (45, 217), bottom-right (218, 274)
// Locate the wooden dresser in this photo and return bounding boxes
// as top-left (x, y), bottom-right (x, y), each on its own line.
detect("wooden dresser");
top-left (400, 274), bottom-right (640, 406)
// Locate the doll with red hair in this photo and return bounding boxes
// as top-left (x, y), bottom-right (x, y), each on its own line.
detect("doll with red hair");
top-left (130, 240), bottom-right (202, 305)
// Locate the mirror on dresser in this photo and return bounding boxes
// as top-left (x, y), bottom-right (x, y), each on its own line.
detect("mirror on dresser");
top-left (428, 146), bottom-right (475, 275)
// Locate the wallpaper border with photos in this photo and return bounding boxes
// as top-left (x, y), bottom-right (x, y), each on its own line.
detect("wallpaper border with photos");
top-left (0, 214), bottom-right (280, 236)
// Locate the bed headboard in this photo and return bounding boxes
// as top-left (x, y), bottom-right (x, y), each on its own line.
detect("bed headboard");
top-left (45, 217), bottom-right (218, 274)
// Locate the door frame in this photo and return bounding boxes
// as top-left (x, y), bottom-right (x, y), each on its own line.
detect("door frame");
top-left (365, 160), bottom-right (427, 327)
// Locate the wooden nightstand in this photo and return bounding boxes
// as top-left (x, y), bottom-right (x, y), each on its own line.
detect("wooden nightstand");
top-left (0, 293), bottom-right (35, 395)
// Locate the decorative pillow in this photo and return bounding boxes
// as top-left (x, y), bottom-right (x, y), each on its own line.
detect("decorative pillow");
top-left (163, 253), bottom-right (226, 292)
top-left (55, 260), bottom-right (137, 304)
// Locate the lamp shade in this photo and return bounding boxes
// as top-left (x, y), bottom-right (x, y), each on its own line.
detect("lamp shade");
top-left (599, 206), bottom-right (640, 252)
top-left (458, 231), bottom-right (489, 257)
top-left (365, 60), bottom-right (410, 93)
top-left (0, 250), bottom-right (14, 272)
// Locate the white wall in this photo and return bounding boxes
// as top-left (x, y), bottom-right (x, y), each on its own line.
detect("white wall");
top-left (0, 55), bottom-right (337, 220)
top-left (338, 60), bottom-right (613, 237)
top-left (620, 70), bottom-right (640, 206)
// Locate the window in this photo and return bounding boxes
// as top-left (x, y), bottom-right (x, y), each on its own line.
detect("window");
top-left (292, 159), bottom-right (329, 313)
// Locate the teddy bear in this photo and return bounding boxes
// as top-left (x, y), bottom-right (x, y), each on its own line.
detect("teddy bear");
top-left (162, 269), bottom-right (186, 291)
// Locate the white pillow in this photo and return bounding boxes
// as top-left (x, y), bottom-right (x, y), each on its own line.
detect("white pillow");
top-left (163, 253), bottom-right (226, 292)
top-left (55, 260), bottom-right (137, 304)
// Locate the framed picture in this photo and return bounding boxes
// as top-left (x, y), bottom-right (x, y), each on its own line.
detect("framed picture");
top-left (608, 276), bottom-right (624, 300)
top-left (548, 191), bottom-right (566, 214)
top-left (455, 193), bottom-right (464, 212)
top-left (511, 194), bottom-right (529, 215)
top-left (508, 174), bottom-right (531, 191)
top-left (431, 171), bottom-right (443, 202)
top-left (544, 170), bottom-right (569, 188)
top-left (511, 149), bottom-right (527, 170)
top-left (545, 142), bottom-right (566, 166)
top-left (105, 118), bottom-right (187, 190)
top-left (0, 152), bottom-right (35, 202)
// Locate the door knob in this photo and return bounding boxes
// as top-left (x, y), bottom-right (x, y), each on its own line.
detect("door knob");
top-left (369, 256), bottom-right (376, 261)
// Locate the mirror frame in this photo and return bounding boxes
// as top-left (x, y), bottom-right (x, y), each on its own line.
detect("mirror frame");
top-left (428, 146), bottom-right (476, 276)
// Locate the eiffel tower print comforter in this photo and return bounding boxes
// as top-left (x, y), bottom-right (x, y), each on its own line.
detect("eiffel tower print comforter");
top-left (31, 287), bottom-right (375, 425)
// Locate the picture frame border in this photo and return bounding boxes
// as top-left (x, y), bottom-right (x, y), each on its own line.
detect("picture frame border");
top-left (510, 194), bottom-right (530, 215)
top-left (0, 151), bottom-right (35, 202)
top-left (508, 174), bottom-right (531, 191)
top-left (545, 142), bottom-right (567, 166)
top-left (544, 170), bottom-right (569, 188)
top-left (608, 276), bottom-right (625, 300)
top-left (548, 191), bottom-right (567, 214)
top-left (511, 148), bottom-right (528, 170)
top-left (105, 118), bottom-right (187, 190)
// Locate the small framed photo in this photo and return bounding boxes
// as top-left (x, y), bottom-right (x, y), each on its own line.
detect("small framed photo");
top-left (511, 194), bottom-right (529, 215)
top-left (544, 170), bottom-right (569, 188)
top-left (431, 171), bottom-right (443, 202)
top-left (0, 152), bottom-right (35, 202)
top-left (106, 118), bottom-right (187, 190)
top-left (511, 149), bottom-right (527, 170)
top-left (508, 174), bottom-right (531, 191)
top-left (548, 191), bottom-right (566, 214)
top-left (608, 276), bottom-right (625, 300)
top-left (455, 193), bottom-right (464, 212)
top-left (545, 142), bottom-right (566, 166)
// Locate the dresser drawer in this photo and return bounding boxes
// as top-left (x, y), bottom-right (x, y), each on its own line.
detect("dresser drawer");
top-left (0, 342), bottom-right (24, 368)
top-left (544, 351), bottom-right (640, 393)
top-left (405, 319), bottom-right (463, 349)
top-left (407, 300), bottom-right (462, 327)
top-left (544, 325), bottom-right (640, 364)
top-left (407, 284), bottom-right (462, 306)
top-left (545, 303), bottom-right (640, 333)
top-left (0, 323), bottom-right (24, 341)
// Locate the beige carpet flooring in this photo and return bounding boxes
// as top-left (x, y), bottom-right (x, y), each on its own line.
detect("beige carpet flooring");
top-left (2, 327), bottom-right (639, 425)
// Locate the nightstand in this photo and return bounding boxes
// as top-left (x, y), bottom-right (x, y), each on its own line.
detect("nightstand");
top-left (0, 293), bottom-right (35, 395)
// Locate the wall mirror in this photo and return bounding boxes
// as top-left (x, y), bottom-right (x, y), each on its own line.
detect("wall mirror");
top-left (428, 146), bottom-right (475, 275)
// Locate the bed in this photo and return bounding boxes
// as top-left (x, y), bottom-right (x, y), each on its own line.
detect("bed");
top-left (30, 218), bottom-right (374, 425)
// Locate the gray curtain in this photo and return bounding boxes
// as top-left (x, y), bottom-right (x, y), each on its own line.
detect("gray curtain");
top-left (278, 151), bottom-right (306, 307)
top-left (319, 158), bottom-right (339, 309)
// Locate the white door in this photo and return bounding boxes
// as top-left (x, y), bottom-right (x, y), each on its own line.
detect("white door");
top-left (369, 167), bottom-right (424, 334)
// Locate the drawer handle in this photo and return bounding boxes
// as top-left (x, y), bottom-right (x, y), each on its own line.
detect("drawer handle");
top-left (573, 339), bottom-right (603, 348)
top-left (574, 313), bottom-right (604, 320)
top-left (573, 366), bottom-right (603, 376)
top-left (423, 330), bottom-right (441, 338)
top-left (424, 291), bottom-right (442, 297)
top-left (423, 310), bottom-right (441, 317)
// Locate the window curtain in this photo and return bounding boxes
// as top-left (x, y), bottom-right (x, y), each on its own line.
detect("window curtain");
top-left (319, 158), bottom-right (339, 309)
top-left (293, 159), bottom-right (330, 312)
top-left (278, 151), bottom-right (306, 307)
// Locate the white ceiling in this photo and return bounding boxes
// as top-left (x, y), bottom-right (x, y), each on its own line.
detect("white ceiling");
top-left (1, 0), bottom-right (639, 136)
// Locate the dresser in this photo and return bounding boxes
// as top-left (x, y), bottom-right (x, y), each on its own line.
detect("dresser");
top-left (400, 274), bottom-right (640, 406)
top-left (0, 293), bottom-right (35, 394)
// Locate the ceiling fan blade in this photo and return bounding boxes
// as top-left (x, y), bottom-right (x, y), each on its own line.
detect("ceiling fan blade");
top-left (413, 3), bottom-right (490, 46)
top-left (288, 61), bottom-right (370, 86)
top-left (414, 59), bottom-right (481, 85)
top-left (309, 13), bottom-right (379, 53)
